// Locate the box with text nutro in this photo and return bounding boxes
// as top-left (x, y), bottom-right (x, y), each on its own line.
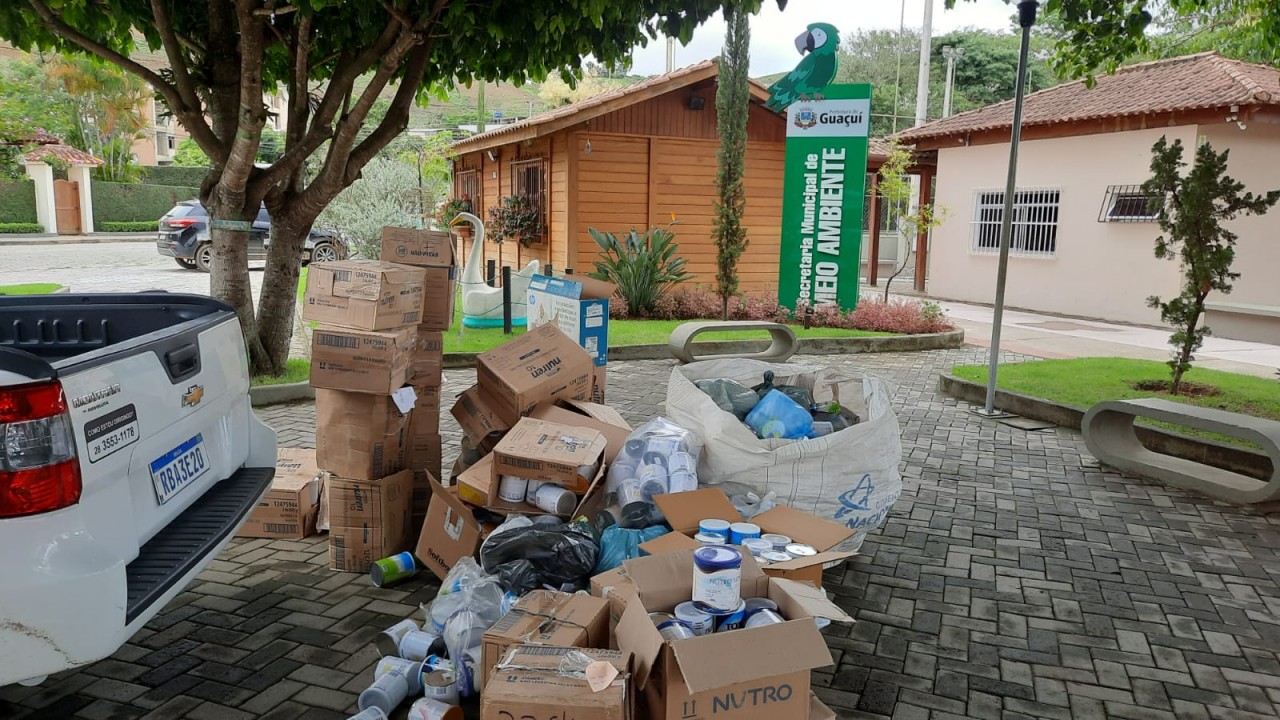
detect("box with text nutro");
top-left (315, 389), bottom-right (409, 481)
top-left (238, 448), bottom-right (322, 540)
top-left (302, 259), bottom-right (426, 330)
top-left (380, 227), bottom-right (457, 332)
top-left (326, 469), bottom-right (412, 572)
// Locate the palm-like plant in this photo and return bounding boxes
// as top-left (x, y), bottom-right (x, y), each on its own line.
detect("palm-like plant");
top-left (587, 225), bottom-right (691, 316)
top-left (44, 55), bottom-right (149, 182)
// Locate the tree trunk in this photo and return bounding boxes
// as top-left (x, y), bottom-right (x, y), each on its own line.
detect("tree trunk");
top-left (722, 296), bottom-right (730, 321)
top-left (204, 198), bottom-right (263, 369)
top-left (1171, 299), bottom-right (1207, 395)
top-left (254, 210), bottom-right (311, 375)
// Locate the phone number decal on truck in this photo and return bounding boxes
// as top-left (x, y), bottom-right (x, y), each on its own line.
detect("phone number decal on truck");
top-left (84, 404), bottom-right (140, 463)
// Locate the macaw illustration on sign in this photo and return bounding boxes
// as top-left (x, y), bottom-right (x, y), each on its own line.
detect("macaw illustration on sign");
top-left (766, 22), bottom-right (840, 112)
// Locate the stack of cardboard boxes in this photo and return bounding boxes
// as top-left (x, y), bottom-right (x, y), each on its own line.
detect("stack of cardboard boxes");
top-left (303, 256), bottom-right (428, 572)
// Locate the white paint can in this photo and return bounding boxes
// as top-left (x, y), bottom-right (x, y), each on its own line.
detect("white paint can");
top-left (674, 601), bottom-right (714, 636)
top-left (525, 479), bottom-right (545, 504)
top-left (407, 697), bottom-right (463, 720)
top-left (497, 475), bottom-right (529, 503)
top-left (374, 656), bottom-right (423, 694)
top-left (348, 707), bottom-right (389, 720)
top-left (358, 665), bottom-right (409, 715)
top-left (375, 619), bottom-right (419, 657)
top-left (531, 482), bottom-right (577, 515)
top-left (421, 669), bottom-right (460, 705)
top-left (398, 629), bottom-right (439, 662)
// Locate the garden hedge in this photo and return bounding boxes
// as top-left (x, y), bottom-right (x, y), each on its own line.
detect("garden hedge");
top-left (91, 181), bottom-right (199, 231)
top-left (100, 221), bottom-right (158, 232)
top-left (0, 222), bottom-right (44, 233)
top-left (140, 166), bottom-right (210, 188)
top-left (0, 180), bottom-right (38, 224)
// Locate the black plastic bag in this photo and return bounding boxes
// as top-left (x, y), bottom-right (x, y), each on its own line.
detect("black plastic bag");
top-left (479, 518), bottom-right (600, 591)
top-left (693, 378), bottom-right (760, 419)
top-left (494, 559), bottom-right (541, 597)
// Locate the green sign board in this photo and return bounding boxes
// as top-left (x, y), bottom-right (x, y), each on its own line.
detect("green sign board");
top-left (776, 83), bottom-right (871, 311)
top-left (210, 219), bottom-right (253, 232)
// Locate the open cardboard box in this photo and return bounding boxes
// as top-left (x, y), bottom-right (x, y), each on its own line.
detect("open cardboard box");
top-left (529, 398), bottom-right (632, 463)
top-left (238, 448), bottom-right (322, 540)
top-left (481, 645), bottom-right (633, 720)
top-left (615, 550), bottom-right (851, 720)
top-left (492, 417), bottom-right (607, 493)
top-left (480, 590), bottom-right (610, 693)
top-left (527, 274), bottom-right (616, 367)
top-left (416, 474), bottom-right (494, 581)
top-left (646, 490), bottom-right (858, 588)
top-left (458, 452), bottom-right (607, 519)
top-left (451, 385), bottom-right (512, 444)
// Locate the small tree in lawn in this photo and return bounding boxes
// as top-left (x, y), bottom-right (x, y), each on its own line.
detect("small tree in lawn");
top-left (1142, 136), bottom-right (1279, 394)
top-left (712, 8), bottom-right (751, 321)
top-left (876, 140), bottom-right (944, 301)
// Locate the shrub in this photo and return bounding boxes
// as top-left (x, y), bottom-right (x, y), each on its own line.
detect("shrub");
top-left (0, 180), bottom-right (38, 223)
top-left (100, 220), bottom-right (157, 232)
top-left (847, 298), bottom-right (953, 334)
top-left (0, 222), bottom-right (44, 233)
top-left (140, 165), bottom-right (210, 188)
top-left (91, 182), bottom-right (200, 229)
top-left (487, 194), bottom-right (544, 247)
top-left (588, 225), bottom-right (691, 316)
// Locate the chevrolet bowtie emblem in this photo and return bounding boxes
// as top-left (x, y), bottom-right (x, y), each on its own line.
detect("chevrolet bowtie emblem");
top-left (182, 384), bottom-right (204, 408)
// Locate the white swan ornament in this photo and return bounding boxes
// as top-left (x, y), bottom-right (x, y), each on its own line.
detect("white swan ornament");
top-left (452, 211), bottom-right (541, 329)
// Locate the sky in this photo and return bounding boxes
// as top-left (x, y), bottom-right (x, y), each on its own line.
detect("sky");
top-left (629, 0), bottom-right (1017, 77)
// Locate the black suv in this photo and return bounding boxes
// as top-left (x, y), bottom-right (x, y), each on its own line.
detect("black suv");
top-left (156, 200), bottom-right (347, 272)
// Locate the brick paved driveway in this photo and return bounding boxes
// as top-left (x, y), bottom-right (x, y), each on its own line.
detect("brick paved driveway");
top-left (5, 348), bottom-right (1280, 720)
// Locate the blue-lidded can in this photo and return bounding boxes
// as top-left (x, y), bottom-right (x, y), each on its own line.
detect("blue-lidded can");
top-left (657, 618), bottom-right (696, 642)
top-left (699, 518), bottom-right (732, 537)
top-left (693, 532), bottom-right (727, 545)
top-left (744, 597), bottom-right (780, 619)
top-left (692, 546), bottom-right (742, 612)
top-left (729, 522), bottom-right (761, 545)
top-left (704, 599), bottom-right (747, 632)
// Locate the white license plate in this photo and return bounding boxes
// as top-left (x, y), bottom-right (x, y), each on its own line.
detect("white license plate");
top-left (149, 434), bottom-right (211, 505)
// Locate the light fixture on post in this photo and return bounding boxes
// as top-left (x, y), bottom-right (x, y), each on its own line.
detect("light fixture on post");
top-left (486, 149), bottom-right (499, 163)
top-left (976, 0), bottom-right (1038, 419)
top-left (941, 45), bottom-right (965, 118)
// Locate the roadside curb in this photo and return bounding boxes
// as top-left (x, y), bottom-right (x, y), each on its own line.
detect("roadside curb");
top-left (250, 381), bottom-right (314, 407)
top-left (937, 373), bottom-right (1270, 480)
top-left (0, 234), bottom-right (153, 246)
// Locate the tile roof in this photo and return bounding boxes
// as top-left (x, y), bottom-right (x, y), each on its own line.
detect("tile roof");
top-left (23, 143), bottom-right (104, 167)
top-left (897, 52), bottom-right (1280, 143)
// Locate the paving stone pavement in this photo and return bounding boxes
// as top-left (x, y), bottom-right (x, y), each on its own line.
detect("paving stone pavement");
top-left (5, 347), bottom-right (1280, 720)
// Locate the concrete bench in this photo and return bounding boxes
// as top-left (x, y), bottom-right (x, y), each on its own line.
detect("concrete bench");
top-left (1082, 398), bottom-right (1280, 504)
top-left (668, 321), bottom-right (799, 364)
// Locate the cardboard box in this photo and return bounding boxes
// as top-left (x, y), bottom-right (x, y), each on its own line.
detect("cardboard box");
top-left (315, 389), bottom-right (408, 481)
top-left (310, 325), bottom-right (414, 394)
top-left (652, 490), bottom-right (858, 588)
top-left (458, 452), bottom-right (607, 519)
top-left (529, 398), bottom-right (631, 463)
top-left (408, 383), bottom-right (441, 437)
top-left (637, 531), bottom-right (700, 557)
top-left (475, 323), bottom-right (594, 425)
top-left (481, 645), bottom-right (632, 720)
top-left (411, 330), bottom-right (444, 384)
top-left (407, 432), bottom-right (441, 515)
top-left (615, 551), bottom-right (852, 720)
top-left (380, 227), bottom-right (457, 331)
top-left (492, 417), bottom-right (607, 493)
top-left (809, 694), bottom-right (836, 720)
top-left (326, 469), bottom-right (413, 572)
top-left (451, 385), bottom-right (512, 444)
top-left (592, 364), bottom-right (607, 404)
top-left (527, 274), bottom-right (614, 366)
top-left (416, 475), bottom-right (486, 581)
top-left (238, 448), bottom-right (322, 539)
top-left (302, 260), bottom-right (426, 330)
top-left (591, 566), bottom-right (638, 637)
top-left (481, 590), bottom-right (610, 690)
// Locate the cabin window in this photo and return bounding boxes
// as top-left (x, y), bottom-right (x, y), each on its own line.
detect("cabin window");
top-left (1098, 184), bottom-right (1161, 222)
top-left (510, 157), bottom-right (547, 245)
top-left (454, 169), bottom-right (480, 210)
top-left (971, 187), bottom-right (1060, 257)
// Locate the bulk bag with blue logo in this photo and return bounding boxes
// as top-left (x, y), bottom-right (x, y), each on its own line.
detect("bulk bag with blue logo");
top-left (665, 358), bottom-right (902, 553)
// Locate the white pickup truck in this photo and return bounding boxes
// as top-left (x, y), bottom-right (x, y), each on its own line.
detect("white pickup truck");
top-left (0, 293), bottom-right (276, 686)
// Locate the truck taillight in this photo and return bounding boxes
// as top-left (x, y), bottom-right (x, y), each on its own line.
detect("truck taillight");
top-left (0, 382), bottom-right (82, 518)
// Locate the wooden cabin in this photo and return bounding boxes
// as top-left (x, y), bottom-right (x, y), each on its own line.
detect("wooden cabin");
top-left (450, 60), bottom-right (913, 291)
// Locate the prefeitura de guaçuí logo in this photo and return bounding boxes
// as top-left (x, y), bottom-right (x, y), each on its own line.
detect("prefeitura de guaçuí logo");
top-left (793, 106), bottom-right (818, 130)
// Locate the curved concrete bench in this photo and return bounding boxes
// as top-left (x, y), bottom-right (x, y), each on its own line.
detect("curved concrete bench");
top-left (1082, 398), bottom-right (1280, 504)
top-left (668, 321), bottom-right (799, 364)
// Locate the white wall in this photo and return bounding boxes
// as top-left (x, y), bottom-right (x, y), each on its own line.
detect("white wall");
top-left (928, 126), bottom-right (1197, 325)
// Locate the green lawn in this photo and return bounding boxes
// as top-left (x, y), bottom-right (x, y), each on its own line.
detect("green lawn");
top-left (952, 357), bottom-right (1280, 446)
top-left (0, 283), bottom-right (62, 295)
top-left (251, 357), bottom-right (311, 387)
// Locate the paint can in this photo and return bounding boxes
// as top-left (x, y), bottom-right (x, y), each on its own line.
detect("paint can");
top-left (406, 697), bottom-right (463, 720)
top-left (374, 656), bottom-right (423, 694)
top-left (648, 612), bottom-right (676, 626)
top-left (370, 551), bottom-right (418, 588)
top-left (709, 599), bottom-right (747, 632)
top-left (421, 669), bottom-right (460, 706)
top-left (636, 463), bottom-right (668, 498)
top-left (525, 479), bottom-right (545, 503)
top-left (744, 608), bottom-right (786, 629)
top-left (657, 618), bottom-right (696, 642)
top-left (674, 601), bottom-right (714, 636)
top-left (358, 665), bottom-right (410, 715)
top-left (398, 630), bottom-right (441, 662)
top-left (728, 522), bottom-right (761, 545)
top-left (644, 436), bottom-right (680, 458)
top-left (617, 478), bottom-right (646, 506)
top-left (744, 597), bottom-right (780, 617)
top-left (742, 538), bottom-right (773, 556)
top-left (497, 475), bottom-right (529, 504)
top-left (785, 543), bottom-right (818, 558)
top-left (760, 551), bottom-right (793, 564)
top-left (375, 619), bottom-right (420, 657)
top-left (347, 707), bottom-right (389, 720)
top-left (699, 518), bottom-right (732, 537)
top-left (666, 452), bottom-right (697, 492)
top-left (531, 483), bottom-right (577, 515)
top-left (761, 533), bottom-right (793, 552)
top-left (694, 532), bottom-right (727, 546)
top-left (692, 545), bottom-right (742, 612)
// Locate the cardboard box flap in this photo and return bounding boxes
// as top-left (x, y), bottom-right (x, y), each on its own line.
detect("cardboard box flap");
top-left (530, 274), bottom-right (616, 301)
top-left (766, 550), bottom-right (858, 573)
top-left (622, 547), bottom-right (767, 610)
top-left (529, 401), bottom-right (631, 463)
top-left (652, 489), bottom-right (744, 536)
top-left (637, 531), bottom-right (700, 557)
top-left (772, 577), bottom-right (855, 623)
top-left (563, 399), bottom-right (629, 428)
top-left (809, 693), bottom-right (837, 720)
top-left (615, 597), bottom-right (665, 690)
top-left (669, 618), bottom-right (833, 695)
top-left (753, 505), bottom-right (854, 552)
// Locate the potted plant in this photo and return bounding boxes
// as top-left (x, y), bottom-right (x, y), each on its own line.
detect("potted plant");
top-left (488, 194), bottom-right (545, 265)
top-left (437, 196), bottom-right (473, 235)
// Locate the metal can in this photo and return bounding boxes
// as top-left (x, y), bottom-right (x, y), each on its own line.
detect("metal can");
top-left (657, 618), bottom-right (696, 642)
top-left (398, 630), bottom-right (441, 662)
top-left (692, 546), bottom-right (742, 612)
top-left (674, 601), bottom-right (714, 636)
top-left (699, 518), bottom-right (732, 537)
top-left (760, 551), bottom-right (793, 564)
top-left (531, 483), bottom-right (577, 515)
top-left (421, 669), bottom-right (460, 706)
top-left (707, 599), bottom-right (747, 632)
top-left (694, 532), bottom-right (727, 546)
top-left (666, 452), bottom-right (697, 492)
top-left (729, 522), bottom-right (761, 545)
top-left (525, 479), bottom-right (545, 504)
top-left (407, 697), bottom-right (463, 720)
top-left (744, 597), bottom-right (780, 616)
top-left (369, 551), bottom-right (418, 588)
top-left (358, 665), bottom-right (410, 715)
top-left (648, 612), bottom-right (676, 626)
top-left (375, 619), bottom-right (420, 657)
top-left (761, 533), bottom-right (793, 552)
top-left (785, 543), bottom-right (818, 558)
top-left (497, 475), bottom-right (529, 503)
top-left (742, 538), bottom-right (773, 556)
top-left (375, 656), bottom-right (423, 694)
top-left (348, 708), bottom-right (389, 720)
top-left (744, 608), bottom-right (786, 628)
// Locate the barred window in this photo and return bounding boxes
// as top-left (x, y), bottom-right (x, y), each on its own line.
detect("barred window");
top-left (1099, 184), bottom-right (1160, 222)
top-left (971, 188), bottom-right (1060, 257)
top-left (453, 169), bottom-right (479, 207)
top-left (510, 158), bottom-right (547, 244)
